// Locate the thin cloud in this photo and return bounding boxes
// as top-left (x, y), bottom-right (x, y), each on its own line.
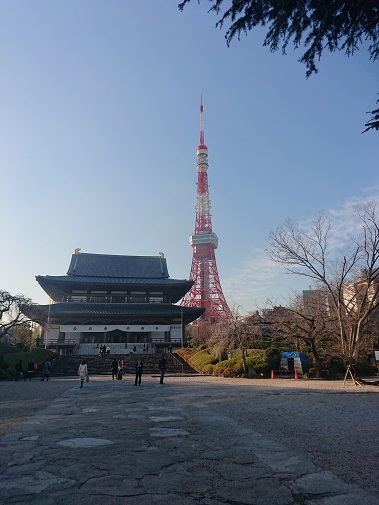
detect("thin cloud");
top-left (223, 249), bottom-right (287, 311)
top-left (224, 191), bottom-right (379, 313)
top-left (327, 193), bottom-right (379, 243)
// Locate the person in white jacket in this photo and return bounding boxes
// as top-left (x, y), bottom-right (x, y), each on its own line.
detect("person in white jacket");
top-left (78, 359), bottom-right (88, 388)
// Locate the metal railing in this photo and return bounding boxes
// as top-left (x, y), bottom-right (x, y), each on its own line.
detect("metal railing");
top-left (168, 352), bottom-right (184, 373)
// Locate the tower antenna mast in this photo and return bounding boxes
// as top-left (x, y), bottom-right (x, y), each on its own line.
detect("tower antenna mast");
top-left (181, 98), bottom-right (232, 322)
top-left (199, 94), bottom-right (204, 147)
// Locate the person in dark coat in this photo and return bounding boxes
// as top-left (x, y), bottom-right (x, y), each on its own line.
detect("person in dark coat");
top-left (135, 359), bottom-right (143, 386)
top-left (40, 359), bottom-right (52, 381)
top-left (110, 358), bottom-right (118, 380)
top-left (24, 359), bottom-right (35, 381)
top-left (158, 355), bottom-right (167, 384)
top-left (15, 360), bottom-right (23, 381)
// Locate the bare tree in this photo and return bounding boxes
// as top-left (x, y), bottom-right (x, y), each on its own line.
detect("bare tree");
top-left (12, 322), bottom-right (39, 350)
top-left (0, 290), bottom-right (32, 339)
top-left (265, 291), bottom-right (337, 376)
top-left (186, 320), bottom-right (219, 348)
top-left (267, 202), bottom-right (379, 382)
top-left (212, 309), bottom-right (263, 374)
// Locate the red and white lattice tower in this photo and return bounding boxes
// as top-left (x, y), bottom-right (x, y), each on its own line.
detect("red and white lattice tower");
top-left (181, 98), bottom-right (232, 322)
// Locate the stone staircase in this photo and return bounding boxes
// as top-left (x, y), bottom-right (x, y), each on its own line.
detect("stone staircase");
top-left (52, 353), bottom-right (195, 377)
top-left (74, 343), bottom-right (163, 355)
top-left (170, 352), bottom-right (199, 374)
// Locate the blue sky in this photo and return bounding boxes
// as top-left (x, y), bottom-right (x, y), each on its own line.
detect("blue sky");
top-left (1, 1), bottom-right (378, 315)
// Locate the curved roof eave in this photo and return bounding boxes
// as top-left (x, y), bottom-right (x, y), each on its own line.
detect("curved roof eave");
top-left (35, 276), bottom-right (194, 304)
top-left (22, 303), bottom-right (205, 325)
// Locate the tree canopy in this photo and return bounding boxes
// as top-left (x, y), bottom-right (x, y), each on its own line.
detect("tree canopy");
top-left (0, 290), bottom-right (32, 339)
top-left (179, 0), bottom-right (379, 132)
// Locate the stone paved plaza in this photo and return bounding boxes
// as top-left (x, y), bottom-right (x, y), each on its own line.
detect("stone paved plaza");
top-left (0, 374), bottom-right (378, 504)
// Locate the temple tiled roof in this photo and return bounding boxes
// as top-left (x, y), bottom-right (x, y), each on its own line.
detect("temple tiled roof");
top-left (36, 253), bottom-right (193, 303)
top-left (66, 253), bottom-right (169, 278)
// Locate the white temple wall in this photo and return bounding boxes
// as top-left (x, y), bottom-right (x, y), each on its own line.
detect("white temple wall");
top-left (44, 325), bottom-right (60, 344)
top-left (170, 324), bottom-right (183, 343)
top-left (45, 324), bottom-right (183, 346)
top-left (64, 332), bottom-right (81, 344)
top-left (60, 324), bottom-right (170, 333)
top-left (151, 331), bottom-right (166, 342)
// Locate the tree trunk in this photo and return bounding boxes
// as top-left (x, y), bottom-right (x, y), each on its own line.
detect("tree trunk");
top-left (241, 348), bottom-right (248, 374)
top-left (309, 340), bottom-right (322, 377)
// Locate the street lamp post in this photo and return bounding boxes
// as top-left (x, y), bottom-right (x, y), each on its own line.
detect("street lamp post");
top-left (45, 296), bottom-right (52, 350)
top-left (181, 306), bottom-right (184, 348)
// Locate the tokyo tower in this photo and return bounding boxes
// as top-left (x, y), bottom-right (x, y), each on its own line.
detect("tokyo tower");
top-left (181, 98), bottom-right (232, 322)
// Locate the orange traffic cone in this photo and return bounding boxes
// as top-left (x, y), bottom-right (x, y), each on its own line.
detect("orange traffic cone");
top-left (294, 370), bottom-right (299, 379)
top-left (271, 370), bottom-right (275, 379)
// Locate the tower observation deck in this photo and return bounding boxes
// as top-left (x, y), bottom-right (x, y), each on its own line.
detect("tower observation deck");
top-left (180, 99), bottom-right (232, 322)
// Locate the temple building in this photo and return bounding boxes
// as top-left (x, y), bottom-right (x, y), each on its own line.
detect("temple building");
top-left (23, 251), bottom-right (205, 353)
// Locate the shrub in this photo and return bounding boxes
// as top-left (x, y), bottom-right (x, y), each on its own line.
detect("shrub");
top-left (213, 366), bottom-right (224, 376)
top-left (175, 348), bottom-right (197, 361)
top-left (177, 346), bottom-right (281, 379)
top-left (213, 357), bottom-right (244, 377)
top-left (247, 350), bottom-right (271, 374)
top-left (14, 342), bottom-right (31, 352)
top-left (354, 361), bottom-right (378, 376)
top-left (202, 364), bottom-right (214, 374)
top-left (188, 349), bottom-right (218, 373)
top-left (0, 368), bottom-right (10, 380)
top-left (328, 356), bottom-right (345, 375)
top-left (265, 348), bottom-right (281, 370)
top-left (212, 349), bottom-right (275, 377)
top-left (3, 349), bottom-right (57, 379)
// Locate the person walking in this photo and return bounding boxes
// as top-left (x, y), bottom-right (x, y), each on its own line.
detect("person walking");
top-left (110, 358), bottom-right (118, 380)
top-left (15, 360), bottom-right (23, 381)
top-left (158, 354), bottom-right (167, 384)
top-left (40, 359), bottom-right (52, 381)
top-left (117, 359), bottom-right (124, 380)
top-left (78, 359), bottom-right (88, 388)
top-left (135, 359), bottom-right (144, 386)
top-left (24, 359), bottom-right (35, 381)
